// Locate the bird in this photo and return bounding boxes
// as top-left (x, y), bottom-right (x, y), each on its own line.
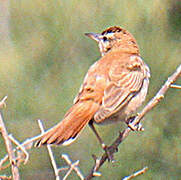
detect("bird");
top-left (35, 26), bottom-right (150, 148)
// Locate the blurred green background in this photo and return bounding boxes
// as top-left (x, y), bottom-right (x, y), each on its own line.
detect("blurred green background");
top-left (0, 0), bottom-right (181, 179)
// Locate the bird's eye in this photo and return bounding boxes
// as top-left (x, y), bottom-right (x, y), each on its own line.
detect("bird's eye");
top-left (103, 36), bottom-right (108, 41)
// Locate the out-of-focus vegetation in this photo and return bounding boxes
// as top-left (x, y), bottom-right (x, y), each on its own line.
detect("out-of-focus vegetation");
top-left (0, 0), bottom-right (180, 179)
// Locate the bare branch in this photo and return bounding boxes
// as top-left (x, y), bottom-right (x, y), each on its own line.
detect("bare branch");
top-left (0, 64), bottom-right (180, 179)
top-left (37, 120), bottom-right (60, 180)
top-left (0, 129), bottom-right (45, 168)
top-left (0, 175), bottom-right (12, 180)
top-left (61, 154), bottom-right (84, 180)
top-left (170, 84), bottom-right (181, 89)
top-left (122, 166), bottom-right (148, 180)
top-left (0, 162), bottom-right (10, 171)
top-left (58, 166), bottom-right (69, 172)
top-left (8, 134), bottom-right (29, 165)
top-left (0, 96), bottom-right (7, 109)
top-left (1, 122), bottom-right (85, 180)
top-left (85, 64), bottom-right (181, 179)
top-left (0, 97), bottom-right (20, 180)
top-left (1, 120), bottom-right (84, 180)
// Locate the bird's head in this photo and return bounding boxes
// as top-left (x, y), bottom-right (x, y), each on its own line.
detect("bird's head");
top-left (85, 26), bottom-right (139, 56)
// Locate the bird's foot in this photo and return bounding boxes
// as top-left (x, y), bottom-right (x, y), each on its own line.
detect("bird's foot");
top-left (102, 144), bottom-right (118, 163)
top-left (128, 122), bottom-right (144, 131)
top-left (126, 114), bottom-right (144, 131)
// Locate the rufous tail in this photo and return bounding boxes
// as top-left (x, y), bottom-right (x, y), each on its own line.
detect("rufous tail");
top-left (35, 100), bottom-right (99, 147)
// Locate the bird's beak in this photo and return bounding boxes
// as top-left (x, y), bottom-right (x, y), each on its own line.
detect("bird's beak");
top-left (85, 33), bottom-right (102, 42)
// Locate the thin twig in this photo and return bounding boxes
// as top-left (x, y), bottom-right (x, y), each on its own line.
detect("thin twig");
top-left (8, 134), bottom-right (29, 165)
top-left (0, 96), bottom-right (7, 108)
top-left (61, 154), bottom-right (84, 180)
top-left (0, 130), bottom-right (45, 168)
top-left (37, 120), bottom-right (60, 180)
top-left (0, 64), bottom-right (180, 179)
top-left (0, 175), bottom-right (12, 180)
top-left (1, 123), bottom-right (85, 180)
top-left (58, 166), bottom-right (69, 172)
top-left (85, 64), bottom-right (181, 179)
top-left (122, 166), bottom-right (148, 180)
top-left (170, 84), bottom-right (181, 89)
top-left (0, 96), bottom-right (20, 180)
top-left (0, 155), bottom-right (10, 170)
top-left (0, 163), bottom-right (10, 171)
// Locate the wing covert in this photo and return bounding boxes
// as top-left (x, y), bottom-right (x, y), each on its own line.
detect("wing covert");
top-left (94, 55), bottom-right (146, 123)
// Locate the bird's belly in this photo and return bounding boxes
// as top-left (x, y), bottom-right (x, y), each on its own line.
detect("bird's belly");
top-left (94, 109), bottom-right (127, 125)
top-left (124, 77), bottom-right (149, 115)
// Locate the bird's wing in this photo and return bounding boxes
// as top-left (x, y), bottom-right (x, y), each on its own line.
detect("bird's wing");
top-left (94, 55), bottom-right (147, 123)
top-left (73, 60), bottom-right (108, 105)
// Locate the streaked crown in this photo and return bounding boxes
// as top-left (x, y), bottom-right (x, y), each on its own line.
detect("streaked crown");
top-left (85, 26), bottom-right (139, 56)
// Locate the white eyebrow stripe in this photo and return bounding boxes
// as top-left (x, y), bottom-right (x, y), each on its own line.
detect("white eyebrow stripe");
top-left (104, 32), bottom-right (114, 37)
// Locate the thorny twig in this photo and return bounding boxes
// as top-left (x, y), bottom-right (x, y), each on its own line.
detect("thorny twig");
top-left (85, 64), bottom-right (181, 179)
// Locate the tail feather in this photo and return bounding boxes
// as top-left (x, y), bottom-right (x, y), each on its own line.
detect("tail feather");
top-left (35, 100), bottom-right (99, 147)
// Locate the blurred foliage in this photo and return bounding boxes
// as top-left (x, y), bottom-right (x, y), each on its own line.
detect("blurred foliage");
top-left (0, 0), bottom-right (181, 179)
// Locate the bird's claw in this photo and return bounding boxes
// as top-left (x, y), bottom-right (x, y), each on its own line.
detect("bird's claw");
top-left (128, 122), bottom-right (144, 131)
top-left (126, 114), bottom-right (144, 131)
top-left (103, 145), bottom-right (116, 163)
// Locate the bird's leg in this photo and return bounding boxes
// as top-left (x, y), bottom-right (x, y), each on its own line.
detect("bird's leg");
top-left (88, 121), bottom-right (115, 162)
top-left (126, 114), bottom-right (144, 131)
top-left (88, 121), bottom-right (106, 149)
